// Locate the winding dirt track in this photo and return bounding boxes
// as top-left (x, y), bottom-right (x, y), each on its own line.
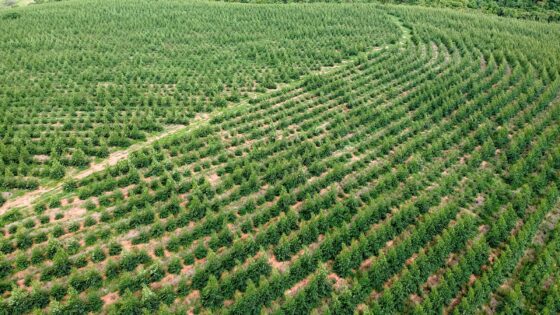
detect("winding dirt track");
top-left (0, 35), bottom-right (396, 217)
top-left (0, 125), bottom-right (187, 215)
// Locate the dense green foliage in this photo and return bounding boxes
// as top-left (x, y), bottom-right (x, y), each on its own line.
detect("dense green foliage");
top-left (0, 0), bottom-right (560, 314)
top-left (220, 0), bottom-right (560, 22)
top-left (0, 0), bottom-right (398, 193)
top-left (386, 0), bottom-right (560, 21)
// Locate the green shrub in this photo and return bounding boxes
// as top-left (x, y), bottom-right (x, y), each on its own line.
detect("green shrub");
top-left (108, 242), bottom-right (123, 256)
top-left (50, 283), bottom-right (68, 301)
top-left (69, 269), bottom-right (103, 292)
top-left (167, 257), bottom-right (182, 275)
top-left (84, 200), bottom-right (97, 211)
top-left (91, 247), bottom-right (107, 263)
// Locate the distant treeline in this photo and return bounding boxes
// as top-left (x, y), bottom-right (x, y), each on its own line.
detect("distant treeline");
top-left (389, 0), bottom-right (560, 22)
top-left (4, 0), bottom-right (559, 22)
top-left (225, 0), bottom-right (560, 22)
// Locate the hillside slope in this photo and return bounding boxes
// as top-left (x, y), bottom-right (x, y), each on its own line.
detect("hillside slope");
top-left (0, 1), bottom-right (560, 314)
top-left (223, 0), bottom-right (560, 22)
top-left (0, 0), bottom-right (399, 200)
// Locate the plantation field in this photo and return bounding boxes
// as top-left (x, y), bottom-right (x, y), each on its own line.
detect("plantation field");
top-left (0, 0), bottom-right (398, 198)
top-left (1, 0), bottom-right (560, 314)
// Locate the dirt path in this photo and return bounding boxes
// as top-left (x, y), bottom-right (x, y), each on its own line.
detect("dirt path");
top-left (73, 124), bottom-right (186, 181)
top-left (0, 15), bottom-right (408, 216)
top-left (0, 124), bottom-right (188, 215)
top-left (0, 187), bottom-right (52, 215)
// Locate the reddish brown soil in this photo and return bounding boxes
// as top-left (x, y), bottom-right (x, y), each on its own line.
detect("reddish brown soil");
top-left (101, 292), bottom-right (119, 306)
top-left (286, 277), bottom-right (310, 296)
top-left (269, 255), bottom-right (289, 273)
